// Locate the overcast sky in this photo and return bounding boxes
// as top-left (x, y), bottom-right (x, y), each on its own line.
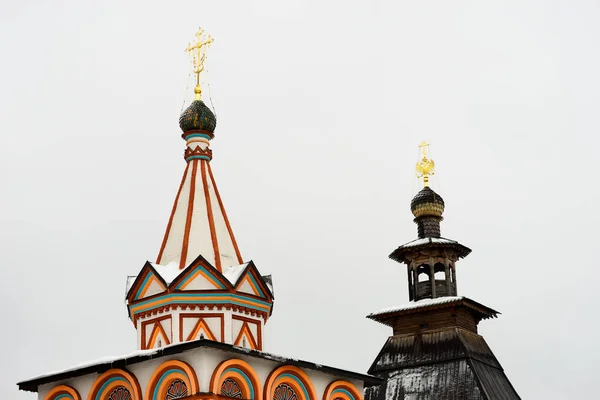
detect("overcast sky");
top-left (1, 1), bottom-right (599, 398)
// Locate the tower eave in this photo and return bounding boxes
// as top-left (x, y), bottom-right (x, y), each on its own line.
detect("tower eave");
top-left (366, 296), bottom-right (499, 327)
top-left (389, 237), bottom-right (472, 264)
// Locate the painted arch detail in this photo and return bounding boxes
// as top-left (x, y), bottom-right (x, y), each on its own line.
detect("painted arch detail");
top-left (211, 359), bottom-right (262, 400)
top-left (87, 369), bottom-right (142, 400)
top-left (44, 385), bottom-right (81, 400)
top-left (322, 381), bottom-right (363, 400)
top-left (264, 366), bottom-right (316, 400)
top-left (146, 359), bottom-right (199, 400)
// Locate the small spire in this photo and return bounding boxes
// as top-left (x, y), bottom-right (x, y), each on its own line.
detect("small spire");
top-left (416, 141), bottom-right (435, 187)
top-left (185, 27), bottom-right (214, 100)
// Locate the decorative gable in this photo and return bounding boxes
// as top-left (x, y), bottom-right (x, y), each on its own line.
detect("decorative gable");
top-left (127, 262), bottom-right (168, 302)
top-left (170, 255), bottom-right (232, 291)
top-left (233, 261), bottom-right (273, 300)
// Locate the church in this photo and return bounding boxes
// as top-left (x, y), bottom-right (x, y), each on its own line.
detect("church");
top-left (17, 28), bottom-right (520, 400)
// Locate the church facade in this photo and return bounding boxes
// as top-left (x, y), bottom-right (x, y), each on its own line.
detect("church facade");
top-left (17, 28), bottom-right (520, 400)
top-left (17, 28), bottom-right (378, 400)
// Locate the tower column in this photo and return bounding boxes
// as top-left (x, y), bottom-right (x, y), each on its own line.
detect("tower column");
top-left (429, 256), bottom-right (436, 298)
top-left (445, 262), bottom-right (451, 295)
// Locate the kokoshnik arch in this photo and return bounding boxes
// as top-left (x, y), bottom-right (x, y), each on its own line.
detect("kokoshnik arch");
top-left (17, 26), bottom-right (521, 400)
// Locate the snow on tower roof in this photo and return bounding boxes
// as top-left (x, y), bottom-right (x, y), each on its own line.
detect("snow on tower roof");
top-left (223, 263), bottom-right (249, 285)
top-left (368, 296), bottom-right (465, 317)
top-left (367, 296), bottom-right (499, 327)
top-left (126, 261), bottom-right (263, 295)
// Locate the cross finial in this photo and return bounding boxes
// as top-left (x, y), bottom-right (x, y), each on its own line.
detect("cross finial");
top-left (185, 27), bottom-right (214, 100)
top-left (416, 141), bottom-right (435, 187)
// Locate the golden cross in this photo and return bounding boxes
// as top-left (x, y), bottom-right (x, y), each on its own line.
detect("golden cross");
top-left (185, 27), bottom-right (214, 100)
top-left (416, 141), bottom-right (435, 187)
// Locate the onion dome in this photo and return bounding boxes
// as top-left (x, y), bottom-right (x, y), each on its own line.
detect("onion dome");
top-left (411, 186), bottom-right (445, 218)
top-left (179, 100), bottom-right (217, 133)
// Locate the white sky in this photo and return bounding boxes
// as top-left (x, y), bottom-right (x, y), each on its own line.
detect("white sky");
top-left (1, 1), bottom-right (599, 398)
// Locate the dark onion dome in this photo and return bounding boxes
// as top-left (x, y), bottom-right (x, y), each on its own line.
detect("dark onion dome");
top-left (179, 100), bottom-right (217, 133)
top-left (411, 186), bottom-right (445, 218)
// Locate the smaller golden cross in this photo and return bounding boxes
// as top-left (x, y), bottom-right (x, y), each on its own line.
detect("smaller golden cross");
top-left (416, 141), bottom-right (435, 187)
top-left (185, 27), bottom-right (214, 100)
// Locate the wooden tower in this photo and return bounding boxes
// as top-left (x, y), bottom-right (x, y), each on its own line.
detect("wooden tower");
top-left (364, 143), bottom-right (521, 400)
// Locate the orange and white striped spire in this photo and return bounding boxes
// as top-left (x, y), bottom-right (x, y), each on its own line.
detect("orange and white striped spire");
top-left (156, 28), bottom-right (243, 272)
top-left (155, 144), bottom-right (244, 271)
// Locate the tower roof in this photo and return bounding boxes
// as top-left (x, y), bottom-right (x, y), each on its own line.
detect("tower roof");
top-left (155, 133), bottom-right (243, 271)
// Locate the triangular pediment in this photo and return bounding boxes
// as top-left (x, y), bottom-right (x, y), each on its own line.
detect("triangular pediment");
top-left (234, 322), bottom-right (258, 350)
top-left (170, 254), bottom-right (232, 291)
top-left (127, 262), bottom-right (168, 302)
top-left (146, 321), bottom-right (171, 349)
top-left (233, 261), bottom-right (273, 300)
top-left (187, 318), bottom-right (218, 341)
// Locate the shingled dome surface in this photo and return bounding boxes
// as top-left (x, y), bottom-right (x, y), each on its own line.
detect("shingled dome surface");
top-left (179, 100), bottom-right (217, 133)
top-left (410, 186), bottom-right (445, 218)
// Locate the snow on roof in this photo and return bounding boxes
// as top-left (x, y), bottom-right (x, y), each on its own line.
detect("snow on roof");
top-left (125, 275), bottom-right (137, 294)
top-left (368, 296), bottom-right (465, 317)
top-left (125, 261), bottom-right (183, 295)
top-left (22, 345), bottom-right (167, 383)
top-left (223, 263), bottom-right (249, 285)
top-left (126, 261), bottom-right (254, 296)
top-left (398, 237), bottom-right (458, 248)
top-left (19, 340), bottom-right (379, 390)
top-left (150, 260), bottom-right (182, 285)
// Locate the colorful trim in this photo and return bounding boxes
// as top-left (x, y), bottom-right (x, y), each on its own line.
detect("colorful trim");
top-left (185, 155), bottom-right (212, 162)
top-left (175, 264), bottom-right (227, 290)
top-left (135, 273), bottom-right (166, 300)
top-left (187, 317), bottom-right (217, 341)
top-left (185, 133), bottom-right (212, 140)
top-left (233, 315), bottom-right (262, 349)
top-left (146, 322), bottom-right (171, 349)
top-left (211, 359), bottom-right (262, 400)
top-left (207, 162), bottom-right (244, 264)
top-left (180, 159), bottom-right (199, 269)
top-left (234, 322), bottom-right (258, 350)
top-left (201, 160), bottom-right (221, 271)
top-left (130, 292), bottom-right (272, 316)
top-left (157, 162), bottom-right (190, 264)
top-left (323, 381), bottom-right (363, 400)
top-left (237, 273), bottom-right (266, 298)
top-left (180, 313), bottom-right (225, 342)
top-left (141, 315), bottom-right (172, 350)
top-left (264, 366), bottom-right (316, 400)
top-left (88, 369), bottom-right (142, 400)
top-left (45, 385), bottom-right (81, 400)
top-left (146, 360), bottom-right (199, 400)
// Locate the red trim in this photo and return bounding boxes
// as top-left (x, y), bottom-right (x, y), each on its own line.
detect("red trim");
top-left (180, 313), bottom-right (225, 342)
top-left (233, 315), bottom-right (262, 349)
top-left (202, 160), bottom-right (221, 272)
top-left (233, 321), bottom-right (258, 349)
top-left (134, 304), bottom-right (268, 324)
top-left (180, 160), bottom-right (198, 269)
top-left (207, 162), bottom-right (243, 264)
top-left (168, 254), bottom-right (233, 292)
top-left (141, 315), bottom-right (172, 350)
top-left (157, 163), bottom-right (190, 264)
top-left (235, 262), bottom-right (274, 301)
